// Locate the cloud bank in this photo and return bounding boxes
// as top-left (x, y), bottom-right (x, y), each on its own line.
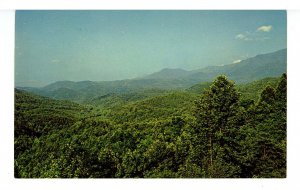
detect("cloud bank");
top-left (257, 25), bottom-right (273, 32)
top-left (235, 25), bottom-right (273, 41)
top-left (232, 59), bottom-right (242, 64)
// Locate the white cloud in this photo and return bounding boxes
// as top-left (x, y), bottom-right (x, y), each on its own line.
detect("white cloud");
top-left (232, 59), bottom-right (241, 64)
top-left (257, 25), bottom-right (273, 32)
top-left (235, 25), bottom-right (272, 41)
top-left (235, 34), bottom-right (245, 40)
top-left (235, 33), bottom-right (252, 41)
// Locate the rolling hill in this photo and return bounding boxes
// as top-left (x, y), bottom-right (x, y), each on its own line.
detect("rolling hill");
top-left (17, 48), bottom-right (286, 102)
top-left (15, 74), bottom-right (287, 178)
top-left (188, 77), bottom-right (280, 101)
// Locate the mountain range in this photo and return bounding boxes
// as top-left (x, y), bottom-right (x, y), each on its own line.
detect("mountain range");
top-left (18, 48), bottom-right (287, 102)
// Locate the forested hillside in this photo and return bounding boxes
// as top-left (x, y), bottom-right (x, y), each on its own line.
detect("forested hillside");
top-left (188, 77), bottom-right (280, 101)
top-left (14, 74), bottom-right (286, 178)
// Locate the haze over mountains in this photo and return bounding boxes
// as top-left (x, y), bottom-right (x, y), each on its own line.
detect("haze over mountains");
top-left (18, 48), bottom-right (287, 102)
top-left (144, 48), bottom-right (286, 82)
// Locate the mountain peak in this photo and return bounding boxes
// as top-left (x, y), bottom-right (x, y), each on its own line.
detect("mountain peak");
top-left (143, 68), bottom-right (190, 80)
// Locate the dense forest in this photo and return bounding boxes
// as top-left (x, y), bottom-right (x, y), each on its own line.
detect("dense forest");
top-left (14, 73), bottom-right (286, 178)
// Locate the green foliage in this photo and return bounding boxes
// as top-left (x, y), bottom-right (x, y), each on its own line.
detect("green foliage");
top-left (189, 77), bottom-right (280, 101)
top-left (193, 76), bottom-right (244, 177)
top-left (15, 74), bottom-right (286, 178)
top-left (238, 73), bottom-right (287, 177)
top-left (237, 77), bottom-right (279, 101)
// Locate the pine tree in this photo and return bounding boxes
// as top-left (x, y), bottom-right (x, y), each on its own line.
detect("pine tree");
top-left (276, 73), bottom-right (287, 100)
top-left (239, 74), bottom-right (287, 177)
top-left (194, 75), bottom-right (244, 177)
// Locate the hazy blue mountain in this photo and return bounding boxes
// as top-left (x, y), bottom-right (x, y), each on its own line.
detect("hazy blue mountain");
top-left (42, 80), bottom-right (96, 91)
top-left (144, 48), bottom-right (286, 83)
top-left (17, 49), bottom-right (286, 102)
top-left (207, 48), bottom-right (286, 83)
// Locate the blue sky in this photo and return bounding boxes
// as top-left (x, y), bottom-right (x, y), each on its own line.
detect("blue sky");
top-left (15, 10), bottom-right (287, 87)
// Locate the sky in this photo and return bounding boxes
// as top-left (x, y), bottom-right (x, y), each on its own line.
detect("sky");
top-left (15, 10), bottom-right (287, 87)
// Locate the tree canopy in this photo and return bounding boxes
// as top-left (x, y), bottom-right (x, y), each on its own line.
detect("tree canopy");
top-left (15, 74), bottom-right (287, 178)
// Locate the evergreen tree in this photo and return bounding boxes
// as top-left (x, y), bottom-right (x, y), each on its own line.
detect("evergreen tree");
top-left (194, 75), bottom-right (244, 177)
top-left (275, 73), bottom-right (287, 101)
top-left (239, 74), bottom-right (286, 177)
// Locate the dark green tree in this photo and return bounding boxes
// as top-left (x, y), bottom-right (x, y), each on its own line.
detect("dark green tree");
top-left (194, 75), bottom-right (244, 177)
top-left (239, 74), bottom-right (286, 177)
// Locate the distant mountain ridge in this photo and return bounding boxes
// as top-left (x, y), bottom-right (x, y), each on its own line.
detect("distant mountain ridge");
top-left (142, 68), bottom-right (191, 80)
top-left (141, 48), bottom-right (286, 83)
top-left (18, 48), bottom-right (287, 102)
